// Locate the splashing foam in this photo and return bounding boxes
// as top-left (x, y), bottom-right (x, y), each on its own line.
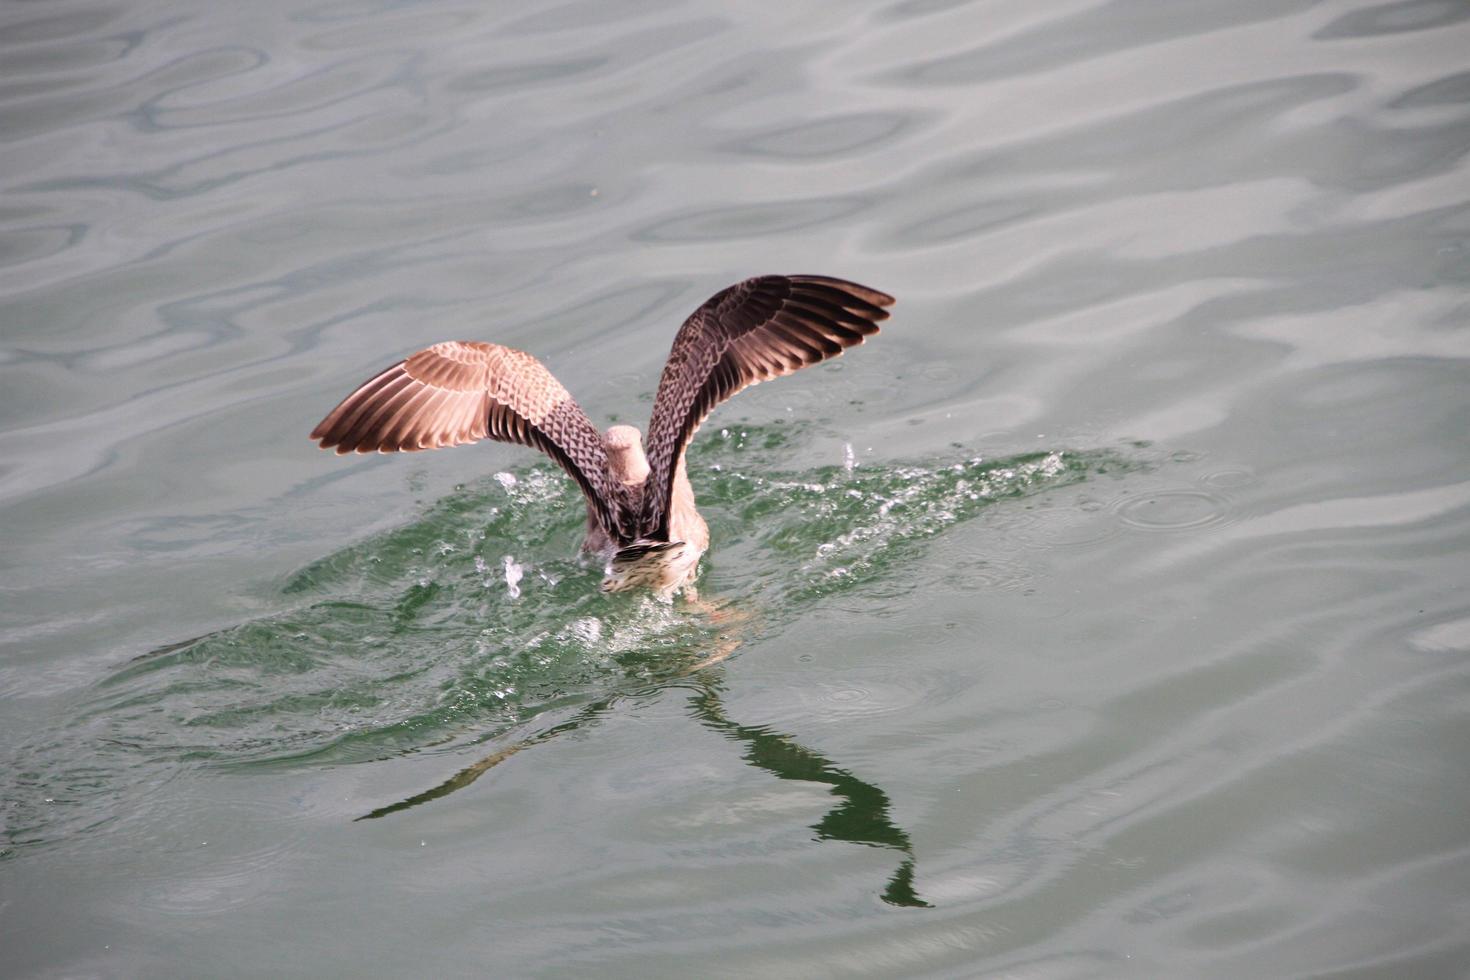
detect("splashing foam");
top-left (502, 556), bottom-right (523, 599)
top-left (5, 430), bottom-right (1133, 857)
top-left (700, 448), bottom-right (1091, 598)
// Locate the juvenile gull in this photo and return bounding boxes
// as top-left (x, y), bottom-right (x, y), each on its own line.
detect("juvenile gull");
top-left (310, 274), bottom-right (895, 595)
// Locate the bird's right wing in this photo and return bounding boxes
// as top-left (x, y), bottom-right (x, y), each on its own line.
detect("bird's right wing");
top-left (310, 341), bottom-right (629, 540)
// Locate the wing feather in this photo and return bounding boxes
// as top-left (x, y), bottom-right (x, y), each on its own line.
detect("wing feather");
top-left (311, 340), bottom-right (628, 538)
top-left (637, 275), bottom-right (894, 541)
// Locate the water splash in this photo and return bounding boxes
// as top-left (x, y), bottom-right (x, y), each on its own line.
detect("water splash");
top-left (502, 556), bottom-right (524, 599)
top-left (6, 428), bottom-right (1141, 858)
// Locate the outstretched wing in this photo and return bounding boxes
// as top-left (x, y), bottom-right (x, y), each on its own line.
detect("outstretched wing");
top-left (310, 341), bottom-right (627, 539)
top-left (638, 275), bottom-right (895, 541)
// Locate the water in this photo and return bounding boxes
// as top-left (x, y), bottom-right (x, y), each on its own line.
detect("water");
top-left (2, 0), bottom-right (1468, 975)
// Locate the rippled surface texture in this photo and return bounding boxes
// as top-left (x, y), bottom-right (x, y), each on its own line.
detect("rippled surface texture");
top-left (3, 0), bottom-right (1469, 975)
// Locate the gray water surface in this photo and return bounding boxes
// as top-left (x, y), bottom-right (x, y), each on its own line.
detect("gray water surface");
top-left (3, 0), bottom-right (1469, 976)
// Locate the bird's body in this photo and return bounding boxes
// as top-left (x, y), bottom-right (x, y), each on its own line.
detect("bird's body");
top-left (310, 275), bottom-right (894, 596)
top-left (580, 425), bottom-right (708, 593)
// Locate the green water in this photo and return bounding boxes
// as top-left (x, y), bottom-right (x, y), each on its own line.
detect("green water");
top-left (14, 434), bottom-right (1135, 913)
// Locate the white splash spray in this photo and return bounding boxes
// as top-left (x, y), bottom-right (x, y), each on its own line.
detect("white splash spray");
top-left (502, 555), bottom-right (523, 598)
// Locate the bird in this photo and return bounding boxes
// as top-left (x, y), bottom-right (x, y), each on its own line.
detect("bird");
top-left (310, 274), bottom-right (894, 596)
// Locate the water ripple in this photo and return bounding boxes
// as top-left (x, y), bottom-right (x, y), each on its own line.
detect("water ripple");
top-left (633, 196), bottom-right (872, 242)
top-left (718, 111), bottom-right (917, 160)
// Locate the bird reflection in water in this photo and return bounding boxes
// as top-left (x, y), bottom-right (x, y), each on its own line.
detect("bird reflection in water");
top-left (688, 676), bottom-right (930, 909)
top-left (356, 636), bottom-right (930, 909)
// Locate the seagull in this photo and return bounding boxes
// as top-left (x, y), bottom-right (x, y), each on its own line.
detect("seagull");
top-left (310, 274), bottom-right (894, 596)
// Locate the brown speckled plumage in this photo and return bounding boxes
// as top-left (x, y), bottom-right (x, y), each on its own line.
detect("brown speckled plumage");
top-left (310, 275), bottom-right (894, 594)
